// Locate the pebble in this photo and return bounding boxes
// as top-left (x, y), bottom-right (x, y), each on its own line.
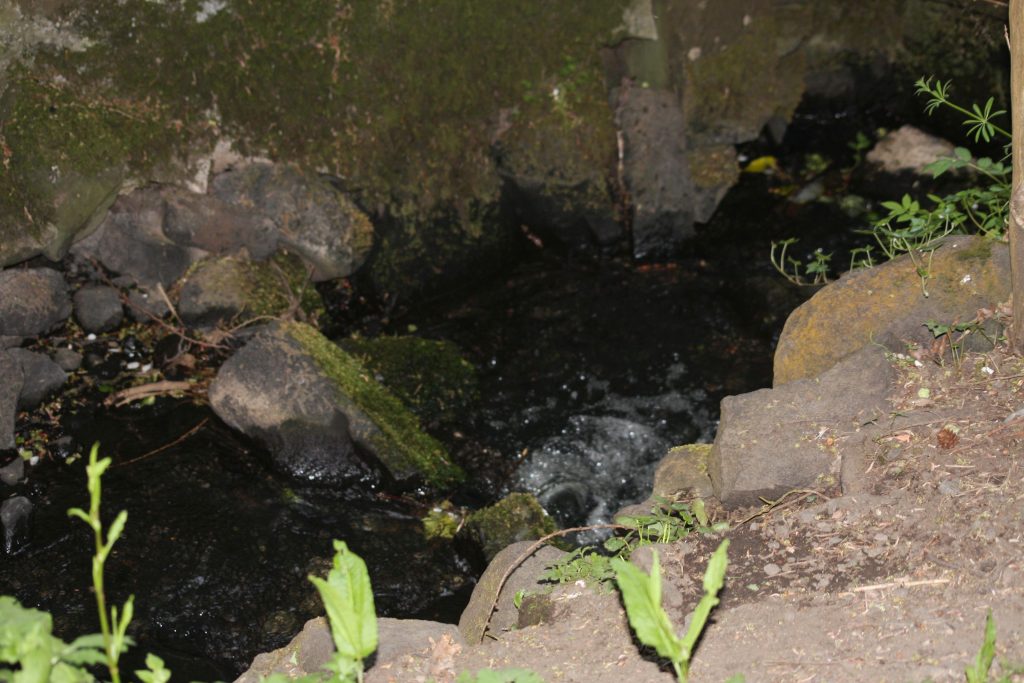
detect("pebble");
top-left (764, 563), bottom-right (782, 576)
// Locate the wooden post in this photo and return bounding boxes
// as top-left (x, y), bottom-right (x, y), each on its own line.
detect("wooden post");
top-left (1011, 0), bottom-right (1024, 354)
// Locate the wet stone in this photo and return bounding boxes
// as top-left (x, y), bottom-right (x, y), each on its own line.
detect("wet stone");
top-left (1, 495), bottom-right (33, 554)
top-left (73, 284), bottom-right (124, 333)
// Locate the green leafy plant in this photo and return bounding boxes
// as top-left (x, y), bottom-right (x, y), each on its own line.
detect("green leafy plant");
top-left (308, 541), bottom-right (378, 683)
top-left (66, 444), bottom-right (136, 683)
top-left (772, 76), bottom-right (1010, 286)
top-left (542, 498), bottom-right (727, 589)
top-left (612, 540), bottom-right (732, 683)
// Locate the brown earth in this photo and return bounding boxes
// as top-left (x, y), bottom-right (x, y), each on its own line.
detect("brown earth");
top-left (368, 340), bottom-right (1024, 682)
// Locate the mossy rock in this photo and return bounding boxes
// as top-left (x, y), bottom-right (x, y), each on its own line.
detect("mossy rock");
top-left (461, 493), bottom-right (556, 563)
top-left (651, 443), bottom-right (714, 501)
top-left (284, 322), bottom-right (464, 489)
top-left (773, 235), bottom-right (1009, 385)
top-left (339, 335), bottom-right (478, 428)
top-left (177, 253), bottom-right (325, 328)
top-left (0, 74), bottom-right (170, 265)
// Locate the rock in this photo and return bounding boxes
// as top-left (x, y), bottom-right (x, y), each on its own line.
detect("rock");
top-left (710, 345), bottom-right (895, 508)
top-left (177, 255), bottom-right (321, 328)
top-left (52, 347), bottom-right (83, 372)
top-left (0, 268), bottom-right (72, 337)
top-left (374, 618), bottom-right (464, 667)
top-left (211, 163), bottom-right (374, 281)
top-left (0, 351), bottom-right (24, 451)
top-left (1, 495), bottom-right (33, 554)
top-left (651, 443), bottom-right (714, 501)
top-left (615, 86), bottom-right (695, 259)
top-left (208, 322), bottom-right (462, 488)
top-left (71, 187), bottom-right (204, 288)
top-left (161, 187), bottom-right (278, 260)
top-left (236, 616), bottom-right (464, 683)
top-left (865, 125), bottom-right (956, 176)
top-left (0, 458), bottom-right (25, 486)
top-left (126, 288), bottom-right (172, 322)
top-left (7, 348), bottom-right (67, 410)
top-left (73, 284), bottom-right (124, 333)
top-left (460, 492), bottom-right (556, 563)
top-left (457, 540), bottom-right (565, 643)
top-left (0, 337), bottom-right (22, 349)
top-left (774, 235), bottom-right (1010, 385)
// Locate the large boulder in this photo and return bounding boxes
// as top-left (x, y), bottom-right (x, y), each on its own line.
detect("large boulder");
top-left (710, 345), bottom-right (895, 508)
top-left (208, 322), bottom-right (463, 489)
top-left (0, 269), bottom-right (72, 337)
top-left (774, 235), bottom-right (1010, 385)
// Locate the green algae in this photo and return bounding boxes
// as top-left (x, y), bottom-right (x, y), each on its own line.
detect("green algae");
top-left (339, 335), bottom-right (478, 428)
top-left (284, 321), bottom-right (464, 489)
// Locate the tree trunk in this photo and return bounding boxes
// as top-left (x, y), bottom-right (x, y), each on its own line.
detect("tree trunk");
top-left (1012, 0), bottom-right (1024, 353)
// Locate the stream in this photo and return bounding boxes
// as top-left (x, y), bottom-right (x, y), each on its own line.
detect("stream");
top-left (1, 98), bottom-right (890, 679)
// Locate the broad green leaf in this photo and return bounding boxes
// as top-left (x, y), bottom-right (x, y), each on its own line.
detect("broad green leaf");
top-left (309, 540), bottom-right (377, 663)
top-left (456, 667), bottom-right (544, 682)
top-left (965, 611), bottom-right (997, 683)
top-left (681, 540), bottom-right (730, 657)
top-left (691, 499), bottom-right (708, 527)
top-left (612, 553), bottom-right (683, 663)
top-left (954, 147), bottom-right (972, 161)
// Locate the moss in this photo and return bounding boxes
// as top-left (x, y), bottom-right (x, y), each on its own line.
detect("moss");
top-left (284, 321), bottom-right (464, 489)
top-left (339, 335), bottom-right (478, 427)
top-left (953, 236), bottom-right (993, 263)
top-left (50, 1), bottom-right (629, 222)
top-left (0, 71), bottom-right (175, 247)
top-left (463, 492), bottom-right (556, 562)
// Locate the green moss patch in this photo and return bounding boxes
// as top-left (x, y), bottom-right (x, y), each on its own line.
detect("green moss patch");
top-left (339, 335), bottom-right (478, 427)
top-left (285, 321), bottom-right (464, 489)
top-left (462, 492), bottom-right (556, 562)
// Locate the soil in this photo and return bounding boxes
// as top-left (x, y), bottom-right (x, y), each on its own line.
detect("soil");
top-left (368, 341), bottom-right (1024, 682)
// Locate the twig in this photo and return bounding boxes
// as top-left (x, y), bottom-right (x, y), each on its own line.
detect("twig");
top-left (479, 523), bottom-right (629, 643)
top-left (735, 489), bottom-right (831, 527)
top-left (849, 577), bottom-right (950, 593)
top-left (115, 417), bottom-right (210, 467)
top-left (104, 380), bottom-right (198, 407)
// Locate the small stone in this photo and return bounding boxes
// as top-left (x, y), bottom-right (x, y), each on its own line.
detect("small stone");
top-left (938, 479), bottom-right (961, 496)
top-left (764, 563), bottom-right (782, 576)
top-left (53, 348), bottom-right (83, 372)
top-left (127, 288), bottom-right (171, 322)
top-left (73, 285), bottom-right (124, 333)
top-left (0, 458), bottom-right (24, 486)
top-left (0, 269), bottom-right (72, 337)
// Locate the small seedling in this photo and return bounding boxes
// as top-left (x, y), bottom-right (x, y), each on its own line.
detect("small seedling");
top-left (456, 669), bottom-right (544, 683)
top-left (613, 540), bottom-right (731, 683)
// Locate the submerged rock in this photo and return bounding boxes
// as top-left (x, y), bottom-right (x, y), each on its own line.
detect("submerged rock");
top-left (774, 235), bottom-right (1010, 385)
top-left (0, 268), bottom-right (72, 337)
top-left (1, 496), bottom-right (33, 554)
top-left (209, 322), bottom-right (463, 488)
